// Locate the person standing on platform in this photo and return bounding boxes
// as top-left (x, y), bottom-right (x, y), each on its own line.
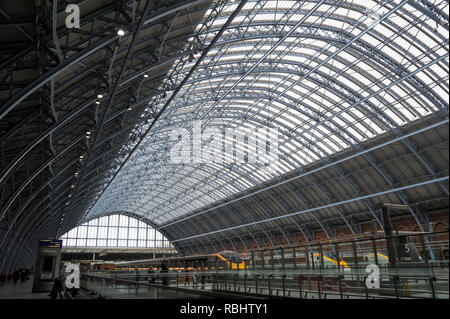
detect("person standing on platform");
top-left (192, 268), bottom-right (198, 288)
top-left (184, 268), bottom-right (190, 286)
top-left (13, 269), bottom-right (19, 284)
top-left (19, 267), bottom-right (27, 284)
top-left (148, 267), bottom-right (155, 283)
top-left (201, 271), bottom-right (206, 289)
top-left (160, 263), bottom-right (169, 286)
top-left (49, 278), bottom-right (64, 299)
top-left (25, 268), bottom-right (30, 280)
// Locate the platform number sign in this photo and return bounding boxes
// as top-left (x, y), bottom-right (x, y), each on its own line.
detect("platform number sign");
top-left (65, 264), bottom-right (80, 289)
top-left (365, 264), bottom-right (380, 289)
top-left (405, 244), bottom-right (410, 253)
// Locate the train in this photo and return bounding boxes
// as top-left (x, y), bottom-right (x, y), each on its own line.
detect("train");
top-left (214, 250), bottom-right (247, 269)
top-left (113, 250), bottom-right (363, 271)
top-left (112, 236), bottom-right (440, 272)
top-left (114, 250), bottom-right (247, 271)
top-left (113, 249), bottom-right (425, 272)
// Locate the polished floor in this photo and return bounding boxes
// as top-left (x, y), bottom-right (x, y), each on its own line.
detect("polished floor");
top-left (0, 277), bottom-right (48, 299)
top-left (0, 275), bottom-right (210, 299)
top-left (0, 277), bottom-right (91, 299)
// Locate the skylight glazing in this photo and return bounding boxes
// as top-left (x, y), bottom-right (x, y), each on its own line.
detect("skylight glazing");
top-left (86, 0), bottom-right (449, 226)
top-left (60, 214), bottom-right (173, 248)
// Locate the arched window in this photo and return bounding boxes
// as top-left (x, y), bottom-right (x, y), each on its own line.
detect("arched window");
top-left (59, 214), bottom-right (173, 248)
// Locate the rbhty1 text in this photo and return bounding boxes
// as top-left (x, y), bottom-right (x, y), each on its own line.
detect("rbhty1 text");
top-left (180, 303), bottom-right (268, 316)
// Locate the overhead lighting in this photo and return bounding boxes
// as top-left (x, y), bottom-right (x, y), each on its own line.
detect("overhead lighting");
top-left (97, 94), bottom-right (103, 99)
top-left (117, 29), bottom-right (125, 36)
top-left (95, 101), bottom-right (100, 105)
top-left (128, 107), bottom-right (132, 111)
top-left (80, 155), bottom-right (84, 159)
top-left (143, 74), bottom-right (149, 78)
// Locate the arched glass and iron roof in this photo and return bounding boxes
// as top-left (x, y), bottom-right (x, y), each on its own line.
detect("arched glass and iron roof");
top-left (87, 0), bottom-right (449, 227)
top-left (0, 0), bottom-right (448, 270)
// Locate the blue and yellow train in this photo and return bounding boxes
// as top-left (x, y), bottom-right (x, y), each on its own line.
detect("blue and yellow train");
top-left (115, 241), bottom-right (425, 272)
top-left (115, 250), bottom-right (247, 271)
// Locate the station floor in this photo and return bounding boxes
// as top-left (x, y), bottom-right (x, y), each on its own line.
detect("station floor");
top-left (0, 276), bottom-right (210, 299)
top-left (0, 277), bottom-right (91, 299)
top-left (82, 278), bottom-right (212, 299)
top-left (0, 278), bottom-right (47, 299)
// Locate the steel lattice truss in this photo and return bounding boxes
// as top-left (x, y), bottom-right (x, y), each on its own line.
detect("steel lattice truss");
top-left (0, 0), bottom-right (448, 270)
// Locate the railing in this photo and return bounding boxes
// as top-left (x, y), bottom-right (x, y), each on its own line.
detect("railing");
top-left (80, 267), bottom-right (448, 299)
top-left (210, 272), bottom-right (448, 299)
top-left (80, 272), bottom-right (259, 299)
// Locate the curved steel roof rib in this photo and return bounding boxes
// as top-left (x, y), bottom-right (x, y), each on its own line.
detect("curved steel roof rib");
top-left (0, 0), bottom-right (448, 269)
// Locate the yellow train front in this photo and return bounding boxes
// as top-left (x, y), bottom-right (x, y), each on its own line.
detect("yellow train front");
top-left (212, 251), bottom-right (247, 270)
top-left (309, 252), bottom-right (350, 268)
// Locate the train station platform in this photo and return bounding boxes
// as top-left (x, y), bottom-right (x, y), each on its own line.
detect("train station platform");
top-left (0, 276), bottom-right (91, 299)
top-left (0, 275), bottom-right (210, 299)
top-left (80, 267), bottom-right (449, 300)
top-left (0, 278), bottom-right (47, 299)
